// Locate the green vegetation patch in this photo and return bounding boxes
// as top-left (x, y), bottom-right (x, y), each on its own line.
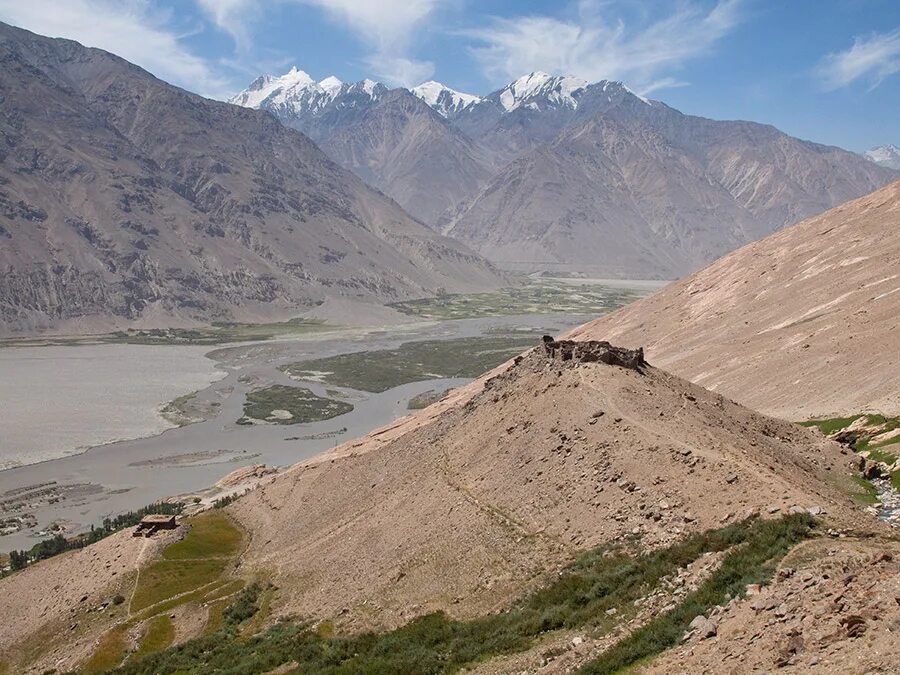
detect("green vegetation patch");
top-left (82, 625), bottom-right (129, 674)
top-left (109, 515), bottom-right (813, 675)
top-left (0, 319), bottom-right (332, 348)
top-left (283, 335), bottom-right (537, 393)
top-left (407, 388), bottom-right (453, 410)
top-left (800, 413), bottom-right (900, 492)
top-left (798, 415), bottom-right (863, 436)
top-left (388, 279), bottom-right (648, 321)
top-left (577, 515), bottom-right (814, 673)
top-left (849, 476), bottom-right (881, 504)
top-left (163, 511), bottom-right (243, 561)
top-left (134, 615), bottom-right (175, 660)
top-left (131, 559), bottom-right (230, 613)
top-left (238, 385), bottom-right (353, 425)
top-left (130, 511), bottom-right (243, 613)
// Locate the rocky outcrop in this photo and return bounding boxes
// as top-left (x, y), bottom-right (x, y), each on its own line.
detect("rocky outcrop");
top-left (540, 337), bottom-right (645, 371)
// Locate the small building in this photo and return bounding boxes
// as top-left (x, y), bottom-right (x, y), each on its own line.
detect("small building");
top-left (133, 514), bottom-right (177, 537)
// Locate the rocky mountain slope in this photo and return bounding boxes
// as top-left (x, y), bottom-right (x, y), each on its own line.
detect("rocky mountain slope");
top-left (233, 69), bottom-right (897, 276)
top-left (316, 89), bottom-right (494, 225)
top-left (0, 23), bottom-right (502, 335)
top-left (444, 90), bottom-right (898, 277)
top-left (228, 71), bottom-right (492, 225)
top-left (569, 179), bottom-right (900, 419)
top-left (2, 348), bottom-right (894, 673)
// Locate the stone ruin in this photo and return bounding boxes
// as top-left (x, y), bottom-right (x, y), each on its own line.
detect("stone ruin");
top-left (540, 336), bottom-right (645, 371)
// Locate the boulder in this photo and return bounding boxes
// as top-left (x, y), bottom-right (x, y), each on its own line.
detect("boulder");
top-left (688, 614), bottom-right (718, 639)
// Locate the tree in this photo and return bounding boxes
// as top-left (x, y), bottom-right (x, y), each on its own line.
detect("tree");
top-left (9, 550), bottom-right (27, 570)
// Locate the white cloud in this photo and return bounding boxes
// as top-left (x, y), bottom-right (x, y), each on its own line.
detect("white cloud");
top-left (304, 0), bottom-right (437, 85)
top-left (195, 0), bottom-right (438, 86)
top-left (817, 27), bottom-right (900, 90)
top-left (0, 0), bottom-right (229, 98)
top-left (195, 0), bottom-right (258, 51)
top-left (465, 0), bottom-right (743, 94)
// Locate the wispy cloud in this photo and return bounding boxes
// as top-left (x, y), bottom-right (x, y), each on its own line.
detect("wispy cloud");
top-left (195, 0), bottom-right (259, 52)
top-left (303, 0), bottom-right (438, 85)
top-left (196, 0), bottom-right (439, 86)
top-left (816, 27), bottom-right (900, 90)
top-left (0, 0), bottom-right (230, 98)
top-left (465, 0), bottom-right (743, 95)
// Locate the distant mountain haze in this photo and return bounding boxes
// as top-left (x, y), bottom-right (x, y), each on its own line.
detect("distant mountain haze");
top-left (233, 68), bottom-right (899, 278)
top-left (0, 23), bottom-right (503, 335)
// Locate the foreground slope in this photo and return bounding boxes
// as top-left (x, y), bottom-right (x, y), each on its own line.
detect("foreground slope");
top-left (231, 341), bottom-right (860, 628)
top-left (570, 180), bottom-right (900, 419)
top-left (0, 23), bottom-right (501, 335)
top-left (0, 341), bottom-right (881, 673)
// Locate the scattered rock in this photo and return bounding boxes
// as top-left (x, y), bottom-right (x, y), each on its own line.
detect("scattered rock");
top-left (840, 614), bottom-right (867, 638)
top-left (688, 614), bottom-right (718, 639)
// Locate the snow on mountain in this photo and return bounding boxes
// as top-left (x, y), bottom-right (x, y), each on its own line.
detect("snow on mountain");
top-left (228, 66), bottom-right (315, 109)
top-left (228, 68), bottom-right (383, 118)
top-left (230, 68), bottom-right (649, 122)
top-left (494, 72), bottom-right (588, 112)
top-left (411, 81), bottom-right (480, 117)
top-left (865, 144), bottom-right (900, 171)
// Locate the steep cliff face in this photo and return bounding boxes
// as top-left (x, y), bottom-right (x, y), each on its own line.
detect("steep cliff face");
top-left (0, 23), bottom-right (502, 335)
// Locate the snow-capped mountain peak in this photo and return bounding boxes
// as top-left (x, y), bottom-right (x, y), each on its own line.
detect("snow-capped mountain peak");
top-left (865, 144), bottom-right (900, 171)
top-left (228, 68), bottom-right (385, 118)
top-left (496, 72), bottom-right (589, 112)
top-left (229, 68), bottom-right (650, 123)
top-left (229, 67), bottom-right (315, 109)
top-left (318, 75), bottom-right (343, 97)
top-left (411, 81), bottom-right (481, 117)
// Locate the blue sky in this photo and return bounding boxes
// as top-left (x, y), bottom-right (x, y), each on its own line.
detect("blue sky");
top-left (0, 0), bottom-right (898, 151)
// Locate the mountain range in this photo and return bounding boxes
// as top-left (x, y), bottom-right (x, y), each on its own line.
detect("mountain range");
top-left (0, 24), bottom-right (502, 335)
top-left (232, 69), bottom-right (898, 278)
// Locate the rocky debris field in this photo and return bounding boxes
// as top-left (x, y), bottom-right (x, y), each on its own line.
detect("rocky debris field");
top-left (643, 538), bottom-right (900, 674)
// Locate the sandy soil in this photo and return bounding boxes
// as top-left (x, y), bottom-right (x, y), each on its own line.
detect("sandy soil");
top-left (568, 180), bottom-right (900, 421)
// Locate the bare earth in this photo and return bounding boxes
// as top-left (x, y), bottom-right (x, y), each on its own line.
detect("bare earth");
top-left (568, 179), bottom-right (900, 421)
top-left (230, 345), bottom-right (865, 631)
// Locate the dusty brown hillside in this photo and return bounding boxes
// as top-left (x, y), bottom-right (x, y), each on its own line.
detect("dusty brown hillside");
top-left (230, 341), bottom-right (864, 630)
top-left (568, 180), bottom-right (900, 420)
